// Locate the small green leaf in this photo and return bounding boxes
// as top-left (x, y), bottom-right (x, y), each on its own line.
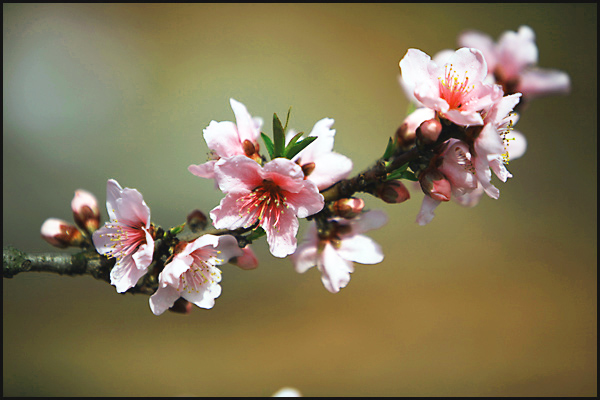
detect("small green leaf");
top-left (400, 170), bottom-right (418, 181)
top-left (261, 132), bottom-right (275, 160)
top-left (283, 107), bottom-right (292, 132)
top-left (272, 113), bottom-right (285, 158)
top-left (245, 227), bottom-right (266, 243)
top-left (285, 136), bottom-right (318, 160)
top-left (384, 163), bottom-right (411, 181)
top-left (283, 131), bottom-right (304, 156)
top-left (382, 137), bottom-right (395, 160)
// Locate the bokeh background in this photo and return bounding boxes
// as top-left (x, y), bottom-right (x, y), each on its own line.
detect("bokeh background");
top-left (3, 3), bottom-right (596, 397)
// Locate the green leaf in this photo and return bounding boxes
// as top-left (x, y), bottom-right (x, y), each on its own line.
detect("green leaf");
top-left (382, 137), bottom-right (394, 160)
top-left (285, 136), bottom-right (318, 160)
top-left (384, 163), bottom-right (411, 181)
top-left (399, 170), bottom-right (418, 181)
top-left (261, 132), bottom-right (275, 160)
top-left (283, 131), bottom-right (304, 156)
top-left (245, 227), bottom-right (266, 243)
top-left (283, 107), bottom-right (292, 132)
top-left (272, 113), bottom-right (285, 158)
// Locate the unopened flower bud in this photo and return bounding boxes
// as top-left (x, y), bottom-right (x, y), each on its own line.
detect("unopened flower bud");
top-left (331, 197), bottom-right (365, 218)
top-left (242, 139), bottom-right (257, 157)
top-left (186, 209), bottom-right (208, 232)
top-left (168, 298), bottom-right (193, 314)
top-left (71, 189), bottom-right (100, 234)
top-left (395, 123), bottom-right (416, 149)
top-left (41, 218), bottom-right (84, 248)
top-left (375, 180), bottom-right (410, 204)
top-left (416, 118), bottom-right (442, 145)
top-left (229, 246), bottom-right (259, 270)
top-left (420, 169), bottom-right (452, 202)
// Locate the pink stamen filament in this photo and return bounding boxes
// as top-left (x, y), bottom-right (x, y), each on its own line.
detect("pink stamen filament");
top-left (236, 180), bottom-right (287, 228)
top-left (102, 222), bottom-right (147, 262)
top-left (438, 64), bottom-right (475, 110)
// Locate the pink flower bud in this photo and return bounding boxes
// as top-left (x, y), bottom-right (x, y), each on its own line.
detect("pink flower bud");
top-left (331, 197), bottom-right (365, 218)
top-left (229, 246), bottom-right (259, 270)
top-left (71, 189), bottom-right (100, 234)
top-left (41, 218), bottom-right (84, 248)
top-left (419, 169), bottom-right (452, 202)
top-left (395, 123), bottom-right (416, 149)
top-left (375, 181), bottom-right (411, 204)
top-left (186, 209), bottom-right (208, 232)
top-left (416, 118), bottom-right (442, 145)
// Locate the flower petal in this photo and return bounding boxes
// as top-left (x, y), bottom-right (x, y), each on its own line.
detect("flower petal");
top-left (182, 278), bottom-right (222, 309)
top-left (230, 98), bottom-right (262, 143)
top-left (188, 161), bottom-right (217, 179)
top-left (264, 208), bottom-right (299, 258)
top-left (306, 152), bottom-right (353, 190)
top-left (203, 120), bottom-right (245, 158)
top-left (319, 244), bottom-right (353, 293)
top-left (149, 285), bottom-right (181, 315)
top-left (213, 155), bottom-right (263, 194)
top-left (337, 234), bottom-right (384, 265)
top-left (210, 191), bottom-right (256, 230)
top-left (285, 181), bottom-right (324, 218)
top-left (416, 195), bottom-right (441, 226)
top-left (110, 254), bottom-right (147, 293)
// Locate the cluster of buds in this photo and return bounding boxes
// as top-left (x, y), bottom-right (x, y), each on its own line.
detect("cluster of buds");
top-left (41, 189), bottom-right (100, 249)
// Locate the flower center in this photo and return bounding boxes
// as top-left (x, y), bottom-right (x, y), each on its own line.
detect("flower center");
top-left (178, 251), bottom-right (222, 294)
top-left (236, 179), bottom-right (288, 227)
top-left (102, 220), bottom-right (147, 262)
top-left (438, 64), bottom-right (475, 110)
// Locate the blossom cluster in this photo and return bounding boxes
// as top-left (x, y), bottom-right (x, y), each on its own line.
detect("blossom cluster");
top-left (40, 26), bottom-right (569, 315)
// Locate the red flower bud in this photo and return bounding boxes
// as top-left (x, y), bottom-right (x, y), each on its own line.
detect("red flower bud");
top-left (229, 246), bottom-right (259, 270)
top-left (71, 189), bottom-right (100, 234)
top-left (331, 197), bottom-right (365, 218)
top-left (375, 181), bottom-right (410, 204)
top-left (186, 209), bottom-right (208, 232)
top-left (420, 169), bottom-right (452, 202)
top-left (416, 118), bottom-right (442, 145)
top-left (40, 218), bottom-right (84, 248)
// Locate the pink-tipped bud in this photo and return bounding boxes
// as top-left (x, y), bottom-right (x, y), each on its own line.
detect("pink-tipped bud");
top-left (375, 180), bottom-right (411, 204)
top-left (420, 169), bottom-right (452, 202)
top-left (71, 189), bottom-right (100, 234)
top-left (41, 218), bottom-right (84, 248)
top-left (229, 246), bottom-right (259, 270)
top-left (395, 122), bottom-right (416, 149)
top-left (416, 118), bottom-right (442, 145)
top-left (168, 298), bottom-right (193, 314)
top-left (186, 209), bottom-right (208, 233)
top-left (331, 197), bottom-right (365, 219)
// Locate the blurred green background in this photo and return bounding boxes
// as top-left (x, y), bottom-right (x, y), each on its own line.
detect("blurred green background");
top-left (3, 3), bottom-right (596, 397)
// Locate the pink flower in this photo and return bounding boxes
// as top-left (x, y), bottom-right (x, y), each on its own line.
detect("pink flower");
top-left (291, 210), bottom-right (388, 293)
top-left (210, 155), bottom-right (324, 258)
top-left (473, 93), bottom-right (527, 199)
top-left (458, 26), bottom-right (570, 99)
top-left (416, 139), bottom-right (478, 226)
top-left (400, 47), bottom-right (503, 126)
top-left (286, 118), bottom-right (353, 190)
top-left (92, 179), bottom-right (154, 293)
top-left (188, 98), bottom-right (263, 179)
top-left (149, 234), bottom-right (242, 315)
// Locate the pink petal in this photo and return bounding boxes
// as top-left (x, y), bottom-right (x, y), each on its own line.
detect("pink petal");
top-left (447, 47), bottom-right (489, 85)
top-left (110, 254), bottom-right (148, 293)
top-left (106, 179), bottom-right (123, 222)
top-left (349, 209), bottom-right (389, 235)
top-left (264, 208), bottom-right (299, 258)
top-left (291, 239), bottom-right (319, 274)
top-left (262, 158), bottom-right (305, 193)
top-left (458, 30), bottom-right (498, 71)
top-left (203, 120), bottom-right (245, 158)
top-left (505, 130), bottom-right (527, 160)
top-left (416, 195), bottom-right (441, 226)
top-left (284, 181), bottom-right (324, 218)
top-left (337, 234), bottom-right (384, 265)
top-left (230, 98), bottom-right (262, 144)
top-left (496, 26), bottom-right (538, 79)
top-left (399, 48), bottom-right (435, 92)
top-left (115, 187), bottom-right (151, 228)
top-left (210, 191), bottom-right (256, 230)
top-left (297, 118), bottom-right (336, 162)
top-left (132, 229), bottom-right (155, 270)
top-left (319, 244), bottom-right (353, 293)
top-left (213, 155), bottom-right (263, 194)
top-left (92, 225), bottom-right (119, 256)
top-left (160, 256), bottom-right (192, 287)
top-left (182, 280), bottom-right (222, 309)
top-left (518, 68), bottom-right (571, 99)
top-left (444, 109), bottom-right (484, 126)
top-left (188, 161), bottom-right (217, 179)
top-left (307, 152), bottom-right (353, 190)
top-left (149, 284), bottom-right (181, 315)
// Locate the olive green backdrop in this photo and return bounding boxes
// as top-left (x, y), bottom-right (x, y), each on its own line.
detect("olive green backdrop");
top-left (3, 3), bottom-right (596, 397)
